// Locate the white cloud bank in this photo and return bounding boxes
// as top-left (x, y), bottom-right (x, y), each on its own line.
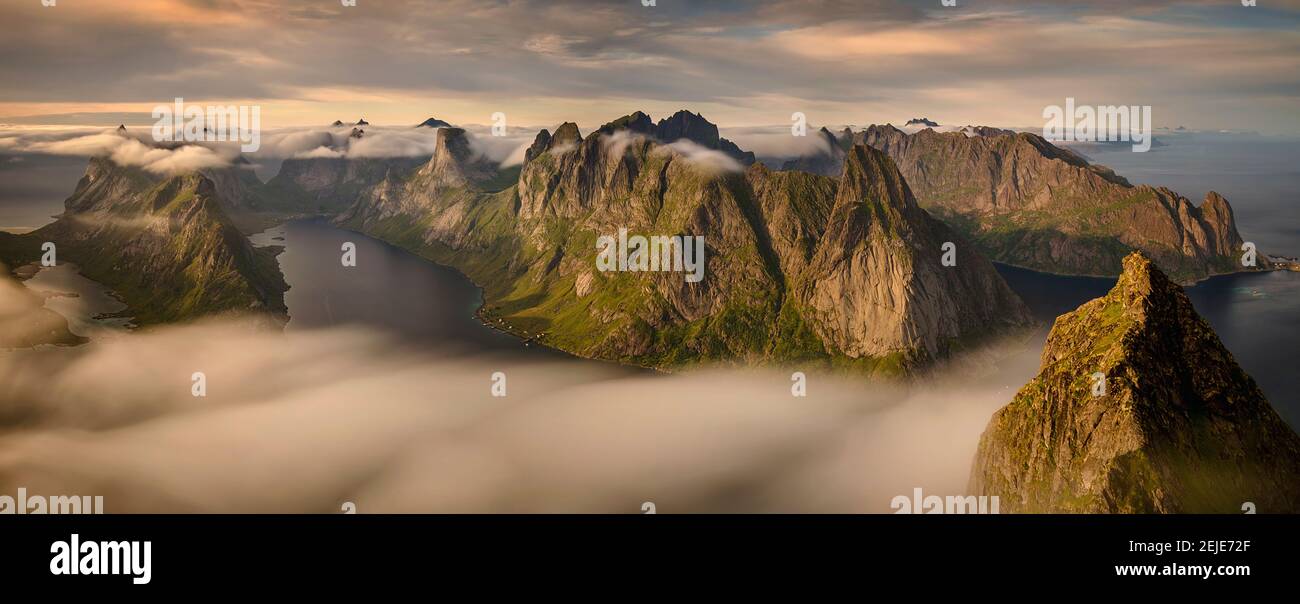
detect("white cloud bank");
top-left (0, 124), bottom-right (537, 174)
top-left (0, 312), bottom-right (1039, 513)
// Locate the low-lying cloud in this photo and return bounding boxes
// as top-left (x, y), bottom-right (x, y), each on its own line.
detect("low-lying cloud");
top-left (654, 139), bottom-right (745, 173)
top-left (722, 125), bottom-right (840, 161)
top-left (0, 128), bottom-right (239, 176)
top-left (0, 124), bottom-right (540, 177)
top-left (0, 304), bottom-right (1040, 512)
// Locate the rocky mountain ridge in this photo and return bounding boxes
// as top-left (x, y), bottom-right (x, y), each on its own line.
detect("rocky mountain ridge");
top-left (970, 252), bottom-right (1300, 512)
top-left (19, 156), bottom-right (287, 326)
top-left (334, 111), bottom-right (1033, 374)
top-left (782, 124), bottom-right (1260, 282)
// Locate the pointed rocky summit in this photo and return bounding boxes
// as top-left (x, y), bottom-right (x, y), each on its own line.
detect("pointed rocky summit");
top-left (970, 252), bottom-right (1300, 512)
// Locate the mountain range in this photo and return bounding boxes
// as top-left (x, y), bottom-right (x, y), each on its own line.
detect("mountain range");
top-left (0, 109), bottom-right (1271, 373)
top-left (336, 112), bottom-right (1031, 374)
top-left (787, 124), bottom-right (1256, 282)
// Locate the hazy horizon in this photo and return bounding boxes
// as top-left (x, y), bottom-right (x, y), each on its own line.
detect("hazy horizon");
top-left (2, 0), bottom-right (1298, 133)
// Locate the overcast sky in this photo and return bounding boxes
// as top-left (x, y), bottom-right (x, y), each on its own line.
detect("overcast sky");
top-left (1, 0), bottom-right (1298, 132)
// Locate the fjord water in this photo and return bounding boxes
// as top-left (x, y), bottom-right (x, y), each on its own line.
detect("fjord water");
top-left (249, 217), bottom-right (573, 361)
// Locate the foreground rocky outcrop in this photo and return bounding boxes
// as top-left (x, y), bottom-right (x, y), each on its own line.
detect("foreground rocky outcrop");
top-left (337, 111), bottom-right (1032, 374)
top-left (786, 125), bottom-right (1261, 282)
top-left (970, 252), bottom-right (1300, 512)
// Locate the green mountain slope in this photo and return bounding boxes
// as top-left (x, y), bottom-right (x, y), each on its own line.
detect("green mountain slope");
top-left (970, 252), bottom-right (1300, 512)
top-left (337, 113), bottom-right (1033, 375)
top-left (28, 157), bottom-right (288, 326)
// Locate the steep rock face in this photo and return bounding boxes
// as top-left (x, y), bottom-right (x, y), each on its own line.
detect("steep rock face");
top-left (498, 119), bottom-right (785, 364)
top-left (523, 129), bottom-right (552, 164)
top-left (746, 162), bottom-right (836, 280)
top-left (417, 127), bottom-right (498, 188)
top-left (970, 253), bottom-right (1300, 512)
top-left (845, 126), bottom-right (1258, 281)
top-left (792, 145), bottom-right (1031, 362)
top-left (339, 114), bottom-right (1033, 374)
top-left (33, 157), bottom-right (287, 325)
top-left (336, 128), bottom-right (510, 251)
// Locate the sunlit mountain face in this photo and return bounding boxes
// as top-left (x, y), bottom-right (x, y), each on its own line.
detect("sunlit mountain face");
top-left (0, 0), bottom-right (1298, 517)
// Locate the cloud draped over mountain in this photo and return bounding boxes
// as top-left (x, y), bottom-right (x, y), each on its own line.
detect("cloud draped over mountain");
top-left (0, 125), bottom-right (537, 173)
top-left (0, 129), bottom-right (239, 175)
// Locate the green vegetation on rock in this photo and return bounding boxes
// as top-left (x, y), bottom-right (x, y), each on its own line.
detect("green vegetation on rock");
top-left (970, 252), bottom-right (1300, 512)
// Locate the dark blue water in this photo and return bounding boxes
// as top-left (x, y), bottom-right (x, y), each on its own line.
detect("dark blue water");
top-left (998, 263), bottom-right (1300, 429)
top-left (253, 217), bottom-right (573, 360)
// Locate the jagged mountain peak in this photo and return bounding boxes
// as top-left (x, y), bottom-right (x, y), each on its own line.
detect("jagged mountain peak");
top-left (816, 127), bottom-right (841, 151)
top-left (583, 109), bottom-right (754, 166)
top-left (835, 144), bottom-right (917, 213)
top-left (904, 117), bottom-right (939, 128)
top-left (865, 123), bottom-right (905, 136)
top-left (971, 251), bottom-right (1300, 512)
top-left (1114, 251), bottom-right (1175, 303)
top-left (355, 118), bottom-right (370, 126)
top-left (960, 125), bottom-right (1015, 137)
top-left (550, 122), bottom-right (582, 149)
top-left (790, 142), bottom-right (1032, 365)
top-left (655, 109), bottom-right (721, 148)
top-left (416, 117), bottom-right (452, 128)
top-left (524, 129), bottom-right (552, 164)
top-left (597, 111), bottom-right (655, 136)
top-left (435, 127), bottom-right (472, 155)
top-left (416, 126), bottom-right (496, 188)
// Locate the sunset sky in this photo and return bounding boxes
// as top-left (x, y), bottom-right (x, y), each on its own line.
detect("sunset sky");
top-left (2, 0), bottom-right (1298, 132)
